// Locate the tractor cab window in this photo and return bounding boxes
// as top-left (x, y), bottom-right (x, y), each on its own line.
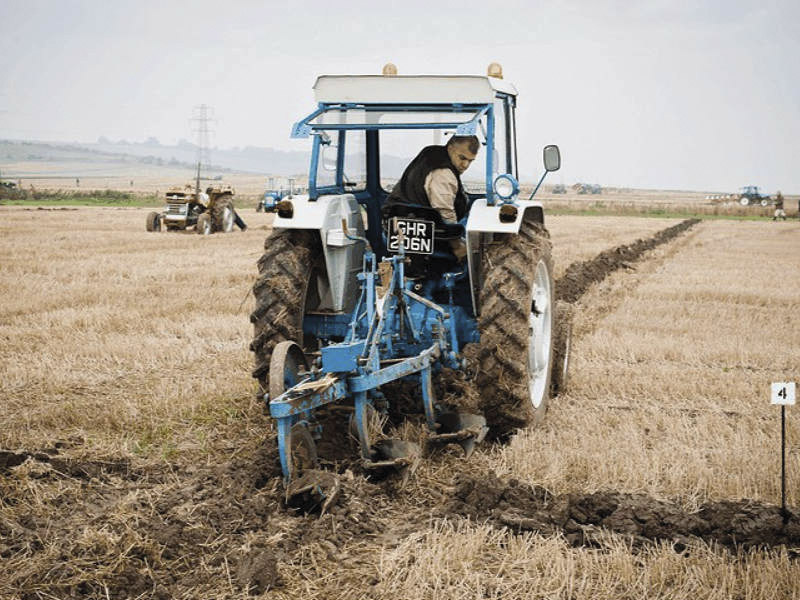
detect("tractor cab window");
top-left (459, 117), bottom-right (489, 196)
top-left (379, 129), bottom-right (445, 192)
top-left (316, 130), bottom-right (367, 193)
top-left (342, 130), bottom-right (366, 192)
top-left (493, 98), bottom-right (516, 178)
top-left (379, 127), bottom-right (490, 198)
top-left (316, 132), bottom-right (339, 189)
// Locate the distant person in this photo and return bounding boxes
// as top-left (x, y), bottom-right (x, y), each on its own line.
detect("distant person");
top-left (76, 178), bottom-right (80, 187)
top-left (382, 135), bottom-right (480, 260)
top-left (773, 191), bottom-right (786, 221)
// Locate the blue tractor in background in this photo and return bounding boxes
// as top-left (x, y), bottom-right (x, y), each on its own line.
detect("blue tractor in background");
top-left (251, 65), bottom-right (569, 505)
top-left (738, 185), bottom-right (771, 207)
top-left (256, 177), bottom-right (291, 212)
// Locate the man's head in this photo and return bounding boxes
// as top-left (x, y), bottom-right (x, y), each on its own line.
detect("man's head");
top-left (446, 135), bottom-right (480, 174)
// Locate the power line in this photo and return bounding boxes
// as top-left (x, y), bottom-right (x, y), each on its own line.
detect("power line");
top-left (190, 104), bottom-right (216, 177)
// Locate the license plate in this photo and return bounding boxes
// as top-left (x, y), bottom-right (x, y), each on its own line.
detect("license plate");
top-left (387, 218), bottom-right (435, 255)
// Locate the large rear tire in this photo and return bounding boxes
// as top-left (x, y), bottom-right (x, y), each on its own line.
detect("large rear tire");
top-left (211, 196), bottom-right (235, 233)
top-left (250, 229), bottom-right (321, 393)
top-left (468, 221), bottom-right (555, 439)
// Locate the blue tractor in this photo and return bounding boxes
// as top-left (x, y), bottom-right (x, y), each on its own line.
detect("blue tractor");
top-left (738, 185), bottom-right (771, 207)
top-left (251, 66), bottom-right (568, 503)
top-left (256, 178), bottom-right (293, 212)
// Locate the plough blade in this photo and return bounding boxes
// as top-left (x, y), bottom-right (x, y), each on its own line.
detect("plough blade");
top-left (428, 412), bottom-right (489, 458)
top-left (363, 439), bottom-right (421, 486)
top-left (285, 469), bottom-right (342, 514)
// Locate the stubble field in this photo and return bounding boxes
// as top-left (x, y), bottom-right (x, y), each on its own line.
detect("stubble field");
top-left (1, 206), bottom-right (799, 599)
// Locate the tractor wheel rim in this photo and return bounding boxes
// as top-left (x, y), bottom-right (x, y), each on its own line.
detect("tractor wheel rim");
top-left (527, 259), bottom-right (552, 409)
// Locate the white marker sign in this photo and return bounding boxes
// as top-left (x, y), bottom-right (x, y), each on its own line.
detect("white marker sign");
top-left (771, 382), bottom-right (796, 405)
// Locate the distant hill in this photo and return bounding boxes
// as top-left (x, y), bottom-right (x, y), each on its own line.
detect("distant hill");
top-left (0, 138), bottom-right (414, 180)
top-left (86, 139), bottom-right (311, 176)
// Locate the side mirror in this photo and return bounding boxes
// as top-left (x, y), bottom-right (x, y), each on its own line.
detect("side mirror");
top-left (543, 145), bottom-right (561, 172)
top-left (321, 145), bottom-right (338, 172)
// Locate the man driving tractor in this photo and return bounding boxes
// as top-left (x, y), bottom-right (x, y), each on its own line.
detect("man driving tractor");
top-left (382, 135), bottom-right (480, 260)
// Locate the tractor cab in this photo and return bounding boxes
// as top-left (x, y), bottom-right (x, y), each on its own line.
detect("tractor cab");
top-left (272, 65), bottom-right (560, 318)
top-left (288, 68), bottom-right (527, 256)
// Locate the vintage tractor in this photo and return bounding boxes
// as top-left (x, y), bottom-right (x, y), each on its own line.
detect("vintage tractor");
top-left (574, 182), bottom-right (601, 195)
top-left (146, 184), bottom-right (236, 234)
top-left (251, 66), bottom-right (570, 503)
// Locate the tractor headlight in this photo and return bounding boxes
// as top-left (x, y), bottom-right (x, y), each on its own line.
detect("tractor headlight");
top-left (277, 200), bottom-right (294, 219)
top-left (493, 174), bottom-right (518, 200)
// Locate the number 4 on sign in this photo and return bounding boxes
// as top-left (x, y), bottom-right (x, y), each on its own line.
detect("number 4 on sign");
top-left (771, 382), bottom-right (796, 405)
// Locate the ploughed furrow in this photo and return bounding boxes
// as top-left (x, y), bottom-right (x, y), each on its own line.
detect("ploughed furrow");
top-left (444, 472), bottom-right (800, 551)
top-left (554, 218), bottom-right (699, 304)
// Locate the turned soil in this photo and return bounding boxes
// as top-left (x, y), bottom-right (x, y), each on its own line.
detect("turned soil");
top-left (5, 217), bottom-right (796, 600)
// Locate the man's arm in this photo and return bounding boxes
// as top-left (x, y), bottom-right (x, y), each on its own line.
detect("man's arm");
top-left (424, 169), bottom-right (459, 223)
top-left (424, 169), bottom-right (466, 260)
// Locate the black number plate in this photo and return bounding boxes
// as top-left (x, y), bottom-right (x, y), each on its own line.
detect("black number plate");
top-left (387, 218), bottom-right (435, 255)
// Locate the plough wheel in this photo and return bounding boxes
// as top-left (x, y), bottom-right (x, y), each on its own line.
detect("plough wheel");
top-left (270, 341), bottom-right (316, 480)
top-left (269, 340), bottom-right (308, 402)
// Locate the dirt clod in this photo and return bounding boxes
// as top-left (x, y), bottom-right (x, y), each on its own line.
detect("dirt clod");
top-left (237, 548), bottom-right (280, 594)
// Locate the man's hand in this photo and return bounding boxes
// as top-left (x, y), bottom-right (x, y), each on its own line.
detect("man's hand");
top-left (450, 239), bottom-right (467, 261)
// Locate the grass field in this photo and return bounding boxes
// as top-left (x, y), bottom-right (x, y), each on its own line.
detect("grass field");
top-left (1, 206), bottom-right (799, 599)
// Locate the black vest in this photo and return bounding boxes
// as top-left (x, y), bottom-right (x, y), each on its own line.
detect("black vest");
top-left (382, 145), bottom-right (468, 222)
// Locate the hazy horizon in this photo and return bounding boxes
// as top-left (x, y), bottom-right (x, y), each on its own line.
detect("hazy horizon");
top-left (1, 0), bottom-right (798, 192)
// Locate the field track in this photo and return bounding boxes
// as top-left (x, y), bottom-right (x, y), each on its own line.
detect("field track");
top-left (1, 209), bottom-right (799, 598)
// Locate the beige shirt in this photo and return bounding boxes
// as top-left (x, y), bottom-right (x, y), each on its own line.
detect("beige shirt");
top-left (424, 168), bottom-right (459, 223)
top-left (424, 168), bottom-right (467, 260)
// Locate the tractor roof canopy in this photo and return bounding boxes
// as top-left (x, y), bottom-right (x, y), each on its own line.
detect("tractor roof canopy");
top-left (294, 72), bottom-right (523, 208)
top-left (293, 75), bottom-right (517, 138)
top-left (313, 75), bottom-right (517, 104)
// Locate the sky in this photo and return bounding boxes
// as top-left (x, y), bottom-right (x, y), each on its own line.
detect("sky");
top-left (0, 0), bottom-right (798, 191)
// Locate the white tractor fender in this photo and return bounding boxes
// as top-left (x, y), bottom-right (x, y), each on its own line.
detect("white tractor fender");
top-left (465, 198), bottom-right (545, 315)
top-left (465, 198), bottom-right (544, 234)
top-left (273, 194), bottom-right (366, 313)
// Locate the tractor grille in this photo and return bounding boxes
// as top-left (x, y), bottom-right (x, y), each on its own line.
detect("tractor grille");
top-left (166, 203), bottom-right (188, 215)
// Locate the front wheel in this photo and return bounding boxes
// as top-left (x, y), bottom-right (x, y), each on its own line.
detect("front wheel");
top-left (196, 212), bottom-right (212, 235)
top-left (468, 221), bottom-right (555, 439)
top-left (145, 212), bottom-right (161, 232)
